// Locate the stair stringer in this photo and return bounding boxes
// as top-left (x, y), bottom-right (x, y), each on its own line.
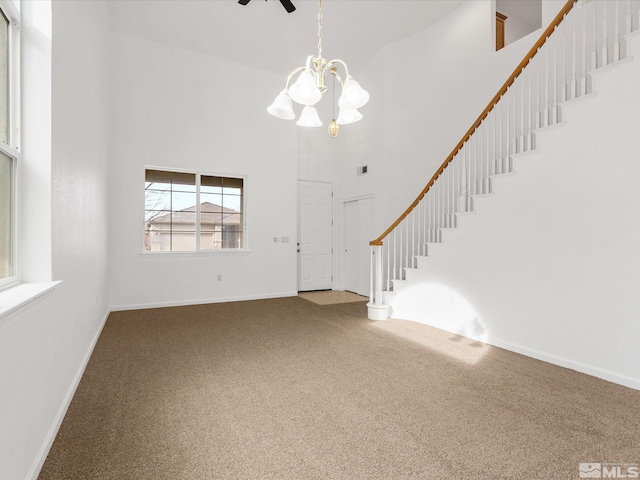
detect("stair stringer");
top-left (388, 45), bottom-right (640, 390)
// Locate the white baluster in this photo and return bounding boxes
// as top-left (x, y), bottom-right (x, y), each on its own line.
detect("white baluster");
top-left (520, 74), bottom-right (526, 151)
top-left (543, 43), bottom-right (550, 128)
top-left (392, 227), bottom-right (397, 281)
top-left (484, 121), bottom-right (491, 192)
top-left (592, 0), bottom-right (598, 70)
top-left (527, 59), bottom-right (534, 148)
top-left (386, 234), bottom-right (391, 291)
top-left (571, 8), bottom-right (578, 98)
top-left (404, 218), bottom-right (409, 273)
top-left (626, 0), bottom-right (633, 35)
top-left (582, 2), bottom-right (588, 95)
top-left (552, 30), bottom-right (558, 125)
top-left (488, 106), bottom-right (498, 175)
top-left (602, 0), bottom-right (609, 66)
top-left (500, 96), bottom-right (506, 173)
top-left (459, 151), bottom-right (468, 212)
top-left (561, 16), bottom-right (568, 104)
top-left (533, 52), bottom-right (541, 130)
top-left (614, 0), bottom-right (620, 61)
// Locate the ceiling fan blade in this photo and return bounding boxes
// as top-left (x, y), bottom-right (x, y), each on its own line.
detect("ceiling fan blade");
top-left (279, 0), bottom-right (296, 13)
top-left (238, 0), bottom-right (295, 13)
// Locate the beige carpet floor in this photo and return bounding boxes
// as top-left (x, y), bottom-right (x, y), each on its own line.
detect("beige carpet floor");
top-left (38, 297), bottom-right (640, 480)
top-left (298, 290), bottom-right (368, 305)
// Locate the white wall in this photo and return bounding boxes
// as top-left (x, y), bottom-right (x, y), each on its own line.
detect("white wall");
top-left (0, 1), bottom-right (111, 478)
top-left (390, 46), bottom-right (640, 388)
top-left (108, 33), bottom-right (298, 309)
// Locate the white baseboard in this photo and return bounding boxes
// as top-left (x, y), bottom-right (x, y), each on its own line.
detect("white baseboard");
top-left (26, 308), bottom-right (110, 480)
top-left (109, 291), bottom-right (299, 312)
top-left (490, 338), bottom-right (640, 392)
top-left (390, 314), bottom-right (640, 392)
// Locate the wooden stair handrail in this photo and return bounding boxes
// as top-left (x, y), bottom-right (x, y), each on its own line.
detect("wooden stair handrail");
top-left (370, 0), bottom-right (578, 247)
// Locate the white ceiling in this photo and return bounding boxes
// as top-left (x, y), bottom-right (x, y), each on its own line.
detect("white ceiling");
top-left (108, 0), bottom-right (465, 75)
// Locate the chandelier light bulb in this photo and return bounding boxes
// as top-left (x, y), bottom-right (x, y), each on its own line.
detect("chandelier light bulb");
top-left (336, 107), bottom-right (363, 125)
top-left (297, 105), bottom-right (323, 127)
top-left (267, 90), bottom-right (295, 120)
top-left (289, 70), bottom-right (322, 106)
top-left (338, 77), bottom-right (370, 109)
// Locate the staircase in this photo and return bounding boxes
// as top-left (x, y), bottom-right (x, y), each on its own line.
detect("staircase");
top-left (367, 0), bottom-right (640, 389)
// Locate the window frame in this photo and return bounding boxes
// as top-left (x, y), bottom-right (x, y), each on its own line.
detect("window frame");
top-left (0, 0), bottom-right (20, 290)
top-left (142, 167), bottom-right (248, 255)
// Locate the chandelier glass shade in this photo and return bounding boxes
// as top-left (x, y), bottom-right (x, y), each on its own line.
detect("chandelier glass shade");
top-left (267, 0), bottom-right (369, 131)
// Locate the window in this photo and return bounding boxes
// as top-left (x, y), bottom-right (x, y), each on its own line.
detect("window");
top-left (144, 169), bottom-right (245, 252)
top-left (0, 1), bottom-right (19, 289)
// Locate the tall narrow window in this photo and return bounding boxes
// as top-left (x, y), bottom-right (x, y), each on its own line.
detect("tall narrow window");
top-left (0, 9), bottom-right (8, 143)
top-left (0, 151), bottom-right (12, 280)
top-left (144, 169), bottom-right (245, 252)
top-left (0, 2), bottom-right (18, 289)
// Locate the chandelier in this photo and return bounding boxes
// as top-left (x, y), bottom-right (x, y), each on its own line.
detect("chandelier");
top-left (267, 0), bottom-right (369, 135)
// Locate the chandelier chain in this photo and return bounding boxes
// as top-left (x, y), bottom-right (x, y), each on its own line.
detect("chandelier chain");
top-left (317, 0), bottom-right (323, 60)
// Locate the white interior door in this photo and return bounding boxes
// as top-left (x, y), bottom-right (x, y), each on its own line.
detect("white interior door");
top-left (298, 181), bottom-right (333, 292)
top-left (344, 197), bottom-right (374, 296)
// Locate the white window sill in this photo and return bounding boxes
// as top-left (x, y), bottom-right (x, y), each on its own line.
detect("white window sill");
top-left (140, 250), bottom-right (251, 258)
top-left (0, 281), bottom-right (62, 327)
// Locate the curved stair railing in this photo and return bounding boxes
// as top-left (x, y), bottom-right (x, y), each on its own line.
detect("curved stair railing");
top-left (368, 0), bottom-right (640, 319)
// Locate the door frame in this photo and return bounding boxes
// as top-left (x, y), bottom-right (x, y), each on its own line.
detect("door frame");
top-left (297, 179), bottom-right (334, 292)
top-left (340, 193), bottom-right (375, 295)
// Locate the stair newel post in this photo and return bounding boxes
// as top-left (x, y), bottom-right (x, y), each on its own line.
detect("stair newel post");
top-left (367, 243), bottom-right (390, 321)
top-left (369, 244), bottom-right (375, 304)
